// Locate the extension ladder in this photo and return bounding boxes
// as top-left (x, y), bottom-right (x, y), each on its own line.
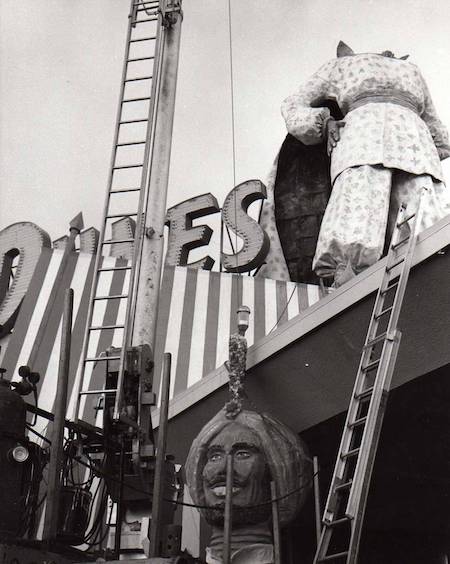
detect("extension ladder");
top-left (74, 0), bottom-right (181, 426)
top-left (313, 189), bottom-right (427, 563)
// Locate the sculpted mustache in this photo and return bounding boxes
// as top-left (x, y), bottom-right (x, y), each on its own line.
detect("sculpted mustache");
top-left (205, 478), bottom-right (247, 488)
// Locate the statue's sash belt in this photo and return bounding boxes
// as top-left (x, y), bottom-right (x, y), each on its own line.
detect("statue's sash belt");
top-left (347, 91), bottom-right (419, 115)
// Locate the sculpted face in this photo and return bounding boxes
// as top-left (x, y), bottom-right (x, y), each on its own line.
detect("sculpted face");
top-left (202, 422), bottom-right (269, 510)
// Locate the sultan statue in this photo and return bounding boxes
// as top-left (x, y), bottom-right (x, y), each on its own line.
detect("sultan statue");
top-left (185, 311), bottom-right (312, 563)
top-left (259, 41), bottom-right (450, 287)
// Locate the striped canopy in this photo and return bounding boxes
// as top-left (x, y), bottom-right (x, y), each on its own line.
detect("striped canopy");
top-left (0, 247), bottom-right (324, 438)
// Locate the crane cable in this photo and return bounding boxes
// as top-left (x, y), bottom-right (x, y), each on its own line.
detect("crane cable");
top-left (227, 0), bottom-right (237, 197)
top-left (226, 0), bottom-right (244, 302)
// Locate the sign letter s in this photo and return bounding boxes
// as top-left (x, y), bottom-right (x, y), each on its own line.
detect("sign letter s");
top-left (221, 180), bottom-right (269, 273)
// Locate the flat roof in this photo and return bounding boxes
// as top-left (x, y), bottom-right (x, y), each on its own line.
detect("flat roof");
top-left (153, 214), bottom-right (450, 433)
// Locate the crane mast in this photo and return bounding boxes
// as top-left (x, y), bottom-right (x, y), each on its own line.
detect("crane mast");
top-left (73, 0), bottom-right (182, 457)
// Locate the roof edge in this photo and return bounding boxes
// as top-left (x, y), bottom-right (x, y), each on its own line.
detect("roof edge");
top-left (152, 214), bottom-right (450, 427)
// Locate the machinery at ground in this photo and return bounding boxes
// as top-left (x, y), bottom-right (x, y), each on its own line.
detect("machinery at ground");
top-left (0, 366), bottom-right (45, 541)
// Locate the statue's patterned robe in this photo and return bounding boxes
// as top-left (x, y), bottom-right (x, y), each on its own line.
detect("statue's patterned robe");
top-left (259, 53), bottom-right (450, 284)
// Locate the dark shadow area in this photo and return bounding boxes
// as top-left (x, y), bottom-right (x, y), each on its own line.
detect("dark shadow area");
top-left (286, 363), bottom-right (450, 563)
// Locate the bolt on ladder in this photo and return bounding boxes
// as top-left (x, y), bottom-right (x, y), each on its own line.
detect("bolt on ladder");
top-left (74, 0), bottom-right (181, 426)
top-left (313, 189), bottom-right (428, 564)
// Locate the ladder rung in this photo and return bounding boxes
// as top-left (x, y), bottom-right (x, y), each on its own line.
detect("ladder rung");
top-left (136, 6), bottom-right (158, 16)
top-left (122, 96), bottom-right (151, 103)
top-left (98, 265), bottom-right (132, 272)
top-left (102, 238), bottom-right (135, 245)
top-left (326, 517), bottom-right (351, 528)
top-left (79, 388), bottom-right (118, 395)
top-left (318, 551), bottom-right (349, 562)
top-left (361, 358), bottom-right (380, 373)
top-left (113, 163), bottom-right (143, 170)
top-left (119, 118), bottom-right (148, 124)
top-left (335, 479), bottom-right (352, 492)
top-left (127, 57), bottom-right (155, 63)
top-left (341, 448), bottom-right (360, 460)
top-left (93, 294), bottom-right (129, 300)
top-left (135, 7), bottom-right (158, 14)
top-left (355, 386), bottom-right (374, 400)
top-left (116, 140), bottom-right (146, 146)
top-left (111, 187), bottom-right (141, 194)
top-left (375, 306), bottom-right (393, 320)
top-left (364, 332), bottom-right (389, 349)
top-left (124, 75), bottom-right (153, 83)
top-left (133, 17), bottom-right (158, 23)
top-left (106, 212), bottom-right (138, 219)
top-left (133, 1), bottom-right (159, 5)
top-left (348, 416), bottom-right (367, 429)
top-left (397, 212), bottom-right (415, 227)
top-left (89, 324), bottom-right (125, 331)
top-left (391, 235), bottom-right (410, 250)
top-left (386, 256), bottom-right (405, 272)
top-left (380, 281), bottom-right (399, 295)
top-left (129, 36), bottom-right (156, 43)
top-left (84, 355), bottom-right (121, 362)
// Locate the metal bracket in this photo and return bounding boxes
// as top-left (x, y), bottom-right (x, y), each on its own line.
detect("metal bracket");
top-left (385, 331), bottom-right (397, 342)
top-left (146, 226), bottom-right (156, 239)
top-left (161, 0), bottom-right (182, 28)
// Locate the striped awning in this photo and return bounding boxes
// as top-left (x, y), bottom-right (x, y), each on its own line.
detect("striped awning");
top-left (0, 247), bottom-right (325, 433)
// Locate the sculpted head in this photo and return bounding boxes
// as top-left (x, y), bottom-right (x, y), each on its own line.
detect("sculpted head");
top-left (185, 409), bottom-right (312, 528)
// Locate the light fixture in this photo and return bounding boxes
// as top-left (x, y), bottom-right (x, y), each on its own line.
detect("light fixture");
top-left (9, 444), bottom-right (29, 463)
top-left (237, 305), bottom-right (250, 336)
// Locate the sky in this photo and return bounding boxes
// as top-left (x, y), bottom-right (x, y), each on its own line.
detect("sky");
top-left (1, 0), bottom-right (450, 264)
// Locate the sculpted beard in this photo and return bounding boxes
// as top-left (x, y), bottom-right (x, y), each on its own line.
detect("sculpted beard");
top-left (204, 499), bottom-right (272, 527)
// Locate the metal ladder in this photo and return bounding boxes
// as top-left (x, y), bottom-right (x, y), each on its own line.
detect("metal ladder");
top-left (74, 0), bottom-right (180, 425)
top-left (313, 189), bottom-right (427, 564)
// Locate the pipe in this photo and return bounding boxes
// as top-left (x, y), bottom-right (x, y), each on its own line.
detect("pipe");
top-left (149, 352), bottom-right (172, 556)
top-left (42, 288), bottom-right (74, 540)
top-left (220, 216), bottom-right (224, 273)
top-left (114, 436), bottom-right (126, 559)
top-left (271, 481), bottom-right (281, 564)
top-left (313, 456), bottom-right (322, 548)
top-left (223, 453), bottom-right (234, 564)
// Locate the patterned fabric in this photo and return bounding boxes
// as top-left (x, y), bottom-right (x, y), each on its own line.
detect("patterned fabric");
top-left (313, 165), bottom-right (450, 279)
top-left (281, 54), bottom-right (450, 183)
top-left (258, 53), bottom-right (450, 283)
